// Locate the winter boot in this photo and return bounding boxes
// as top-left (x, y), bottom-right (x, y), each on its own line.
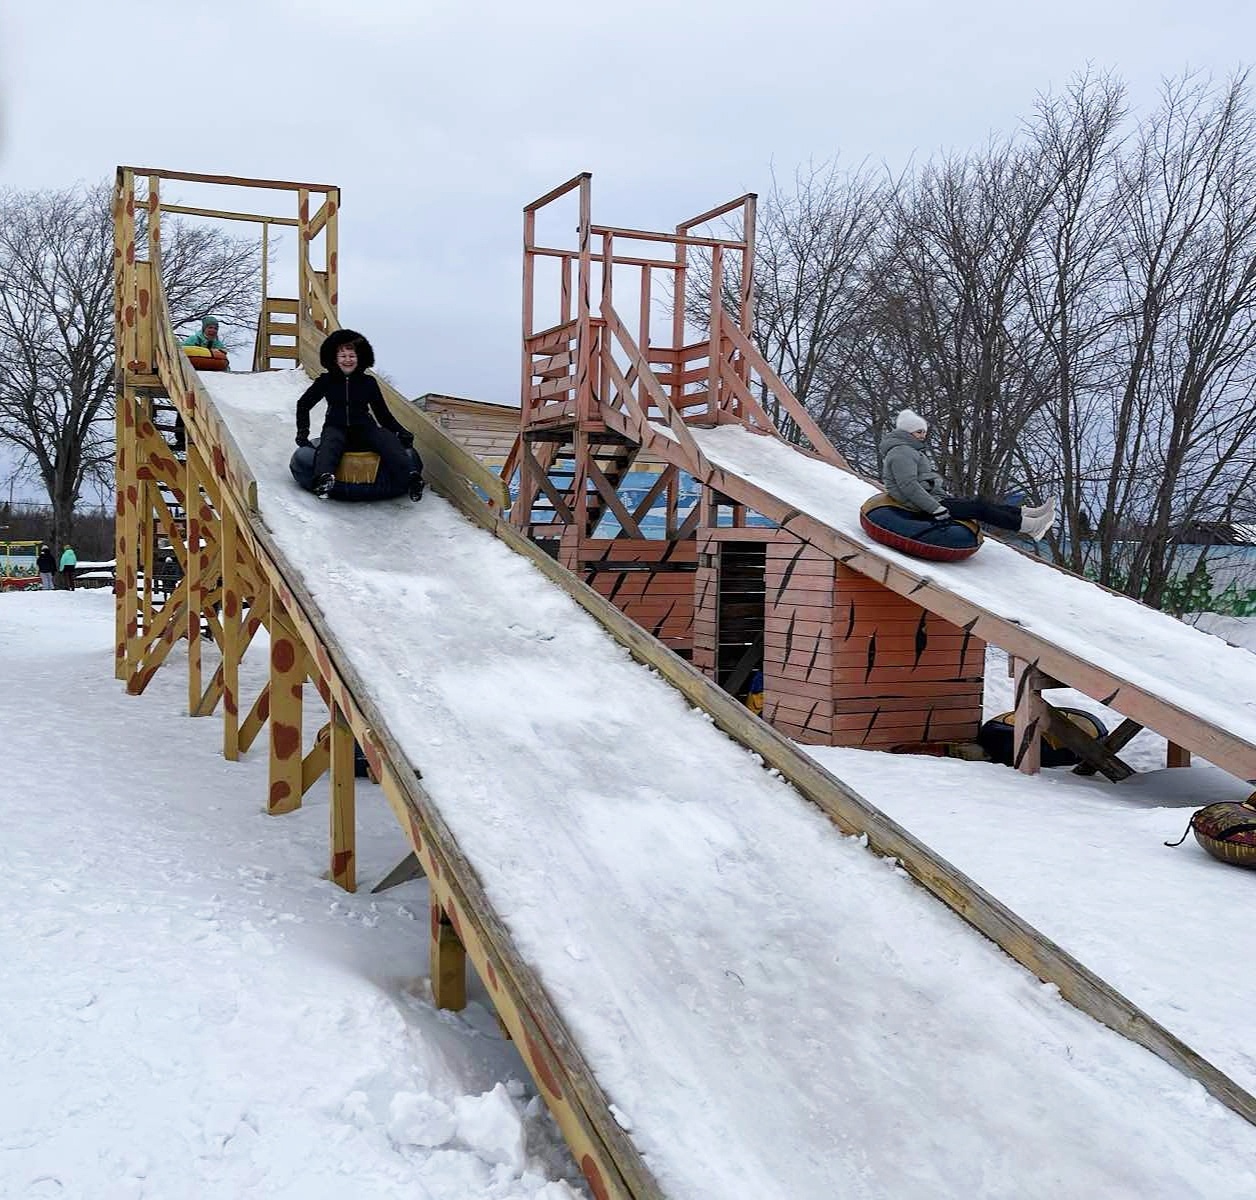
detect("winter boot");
top-left (408, 471), bottom-right (425, 502)
top-left (313, 472), bottom-right (336, 499)
top-left (1019, 497), bottom-right (1055, 540)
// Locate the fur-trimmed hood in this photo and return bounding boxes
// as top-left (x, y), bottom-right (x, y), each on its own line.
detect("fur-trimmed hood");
top-left (319, 329), bottom-right (375, 373)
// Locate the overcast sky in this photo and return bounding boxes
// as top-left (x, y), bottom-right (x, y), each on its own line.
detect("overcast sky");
top-left (1, 0), bottom-right (1253, 500)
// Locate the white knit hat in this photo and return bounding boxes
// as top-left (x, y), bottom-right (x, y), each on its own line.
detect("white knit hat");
top-left (895, 409), bottom-right (928, 434)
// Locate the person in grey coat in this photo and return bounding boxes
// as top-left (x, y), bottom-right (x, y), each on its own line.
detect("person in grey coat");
top-left (879, 409), bottom-right (1055, 540)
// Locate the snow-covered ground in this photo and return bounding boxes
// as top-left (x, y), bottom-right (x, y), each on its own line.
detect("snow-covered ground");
top-left (6, 592), bottom-right (1256, 1199)
top-left (810, 639), bottom-right (1256, 1106)
top-left (0, 592), bottom-right (585, 1200)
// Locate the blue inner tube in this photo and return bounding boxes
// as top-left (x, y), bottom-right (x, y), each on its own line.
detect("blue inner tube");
top-left (862, 500), bottom-right (980, 549)
top-left (290, 440), bottom-right (421, 502)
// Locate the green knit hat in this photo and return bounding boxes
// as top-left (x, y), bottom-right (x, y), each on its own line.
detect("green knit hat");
top-left (202, 315), bottom-right (222, 331)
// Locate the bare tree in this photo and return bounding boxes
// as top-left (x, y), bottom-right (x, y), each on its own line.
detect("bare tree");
top-left (680, 161), bottom-right (887, 456)
top-left (743, 67), bottom-right (1256, 609)
top-left (1092, 71), bottom-right (1256, 604)
top-left (0, 181), bottom-right (261, 550)
top-left (1015, 70), bottom-right (1129, 571)
top-left (866, 138), bottom-right (1058, 497)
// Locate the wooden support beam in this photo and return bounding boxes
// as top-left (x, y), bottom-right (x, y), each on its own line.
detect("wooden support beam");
top-left (267, 595), bottom-right (304, 815)
top-left (301, 726), bottom-right (330, 796)
top-left (1043, 705), bottom-right (1135, 782)
top-left (586, 457), bottom-right (642, 538)
top-left (329, 702), bottom-right (356, 892)
top-left (1167, 742), bottom-right (1192, 768)
top-left (430, 901), bottom-right (467, 1011)
top-left (1074, 718), bottom-right (1143, 777)
top-left (193, 661), bottom-right (225, 718)
top-left (185, 451), bottom-right (203, 715)
top-left (371, 851), bottom-right (425, 893)
top-left (222, 508), bottom-right (242, 760)
top-left (1013, 662), bottom-right (1047, 774)
top-left (239, 681), bottom-right (270, 756)
top-left (524, 444), bottom-right (576, 525)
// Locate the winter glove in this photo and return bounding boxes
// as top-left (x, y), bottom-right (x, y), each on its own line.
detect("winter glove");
top-left (295, 431), bottom-right (311, 448)
top-left (396, 429), bottom-right (415, 449)
top-left (930, 506), bottom-right (949, 520)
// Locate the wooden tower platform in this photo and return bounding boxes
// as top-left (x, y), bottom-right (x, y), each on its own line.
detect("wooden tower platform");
top-left (505, 174), bottom-right (985, 750)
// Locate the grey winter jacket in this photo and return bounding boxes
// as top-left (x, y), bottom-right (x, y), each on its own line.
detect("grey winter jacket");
top-left (879, 429), bottom-right (947, 516)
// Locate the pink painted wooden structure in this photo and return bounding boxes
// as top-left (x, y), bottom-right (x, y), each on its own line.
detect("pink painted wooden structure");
top-left (506, 174), bottom-right (986, 750)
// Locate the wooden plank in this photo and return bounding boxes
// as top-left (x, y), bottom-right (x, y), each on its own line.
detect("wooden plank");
top-left (1042, 705), bottom-right (1135, 782)
top-left (268, 594), bottom-right (304, 815)
top-left (833, 693), bottom-right (982, 714)
top-left (431, 901), bottom-right (468, 1010)
top-left (330, 702), bottom-right (356, 891)
top-left (1014, 662), bottom-right (1046, 774)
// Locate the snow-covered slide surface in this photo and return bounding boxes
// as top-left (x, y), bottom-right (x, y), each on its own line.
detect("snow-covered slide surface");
top-left (202, 370), bottom-right (1256, 1199)
top-left (679, 424), bottom-right (1256, 770)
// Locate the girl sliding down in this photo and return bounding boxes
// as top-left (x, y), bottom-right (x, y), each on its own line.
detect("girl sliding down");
top-left (879, 409), bottom-right (1055, 541)
top-left (295, 329), bottom-right (424, 501)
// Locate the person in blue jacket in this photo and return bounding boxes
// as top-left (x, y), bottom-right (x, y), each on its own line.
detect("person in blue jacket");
top-left (182, 316), bottom-right (228, 353)
top-left (295, 329), bottom-right (423, 501)
top-left (59, 544), bottom-right (78, 591)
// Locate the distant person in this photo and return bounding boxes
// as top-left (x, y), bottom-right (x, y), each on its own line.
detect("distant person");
top-left (880, 409), bottom-right (1056, 540)
top-left (182, 315), bottom-right (228, 353)
top-left (295, 329), bottom-right (424, 501)
top-left (36, 544), bottom-right (56, 590)
top-left (59, 544), bottom-right (77, 591)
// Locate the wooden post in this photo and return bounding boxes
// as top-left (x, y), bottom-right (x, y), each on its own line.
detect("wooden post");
top-left (221, 507), bottom-right (241, 760)
top-left (707, 243), bottom-right (722, 424)
top-left (575, 176), bottom-right (593, 423)
top-left (298, 187), bottom-right (310, 328)
top-left (329, 701), bottom-right (356, 891)
top-left (740, 192), bottom-right (756, 336)
top-left (1167, 742), bottom-right (1192, 768)
top-left (113, 173), bottom-right (134, 681)
top-left (267, 590), bottom-right (304, 815)
top-left (185, 448), bottom-right (203, 714)
top-left (430, 899), bottom-right (467, 1010)
top-left (325, 187), bottom-right (339, 320)
top-left (1013, 660), bottom-right (1046, 774)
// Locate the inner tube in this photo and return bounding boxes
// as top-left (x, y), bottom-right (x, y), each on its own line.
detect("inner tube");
top-left (978, 707), bottom-right (1109, 768)
top-left (290, 439), bottom-right (421, 502)
top-left (1187, 800), bottom-right (1256, 869)
top-left (860, 494), bottom-right (982, 562)
top-left (183, 345), bottom-right (229, 371)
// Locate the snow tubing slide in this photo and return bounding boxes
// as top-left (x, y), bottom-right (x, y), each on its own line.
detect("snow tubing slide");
top-left (978, 708), bottom-right (1108, 769)
top-left (860, 494), bottom-right (982, 562)
top-left (1185, 800), bottom-right (1256, 869)
top-left (182, 345), bottom-right (229, 371)
top-left (290, 440), bottom-right (421, 502)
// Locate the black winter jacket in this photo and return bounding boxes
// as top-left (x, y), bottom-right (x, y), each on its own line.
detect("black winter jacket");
top-left (295, 329), bottom-right (405, 440)
top-left (36, 548), bottom-right (56, 573)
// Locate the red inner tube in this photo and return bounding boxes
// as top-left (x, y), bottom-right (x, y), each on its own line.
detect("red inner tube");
top-left (859, 496), bottom-right (982, 563)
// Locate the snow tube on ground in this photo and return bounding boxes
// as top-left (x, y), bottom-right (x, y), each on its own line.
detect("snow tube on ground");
top-left (1187, 800), bottom-right (1256, 869)
top-left (182, 345), bottom-right (229, 371)
top-left (290, 440), bottom-right (421, 502)
top-left (859, 494), bottom-right (981, 562)
top-left (978, 707), bottom-right (1108, 768)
